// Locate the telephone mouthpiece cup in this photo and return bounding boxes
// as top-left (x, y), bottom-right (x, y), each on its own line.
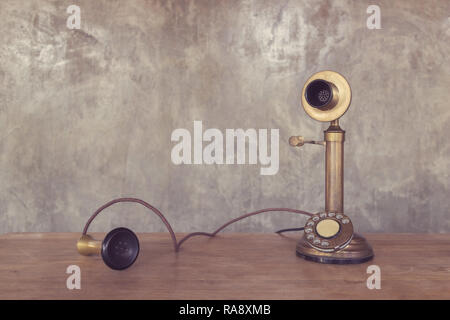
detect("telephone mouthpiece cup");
top-left (301, 70), bottom-right (351, 122)
top-left (101, 227), bottom-right (140, 270)
top-left (305, 79), bottom-right (333, 109)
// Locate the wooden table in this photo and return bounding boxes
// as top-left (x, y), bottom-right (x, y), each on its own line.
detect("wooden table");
top-left (0, 233), bottom-right (449, 299)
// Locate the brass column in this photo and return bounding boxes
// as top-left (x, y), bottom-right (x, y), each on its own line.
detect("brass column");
top-left (325, 119), bottom-right (344, 213)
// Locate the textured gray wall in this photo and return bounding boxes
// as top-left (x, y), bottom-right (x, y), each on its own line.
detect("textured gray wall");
top-left (0, 0), bottom-right (449, 234)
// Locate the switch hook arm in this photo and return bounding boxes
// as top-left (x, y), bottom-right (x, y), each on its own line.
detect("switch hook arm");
top-left (289, 136), bottom-right (325, 147)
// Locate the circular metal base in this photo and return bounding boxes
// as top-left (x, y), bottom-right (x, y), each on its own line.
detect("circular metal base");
top-left (296, 233), bottom-right (374, 264)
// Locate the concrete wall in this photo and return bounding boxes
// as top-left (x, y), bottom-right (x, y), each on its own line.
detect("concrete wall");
top-left (1, 0), bottom-right (449, 234)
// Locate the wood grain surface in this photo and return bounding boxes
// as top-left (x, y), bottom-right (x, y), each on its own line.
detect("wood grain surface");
top-left (0, 233), bottom-right (449, 299)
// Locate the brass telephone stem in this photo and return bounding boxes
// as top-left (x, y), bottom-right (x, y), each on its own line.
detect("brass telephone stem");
top-left (325, 119), bottom-right (344, 213)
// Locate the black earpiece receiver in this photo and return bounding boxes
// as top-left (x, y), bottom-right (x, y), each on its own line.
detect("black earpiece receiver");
top-left (77, 198), bottom-right (178, 270)
top-left (77, 198), bottom-right (315, 270)
top-left (101, 227), bottom-right (140, 270)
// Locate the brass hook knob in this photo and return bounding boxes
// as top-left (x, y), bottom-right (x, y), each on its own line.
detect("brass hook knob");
top-left (289, 136), bottom-right (305, 147)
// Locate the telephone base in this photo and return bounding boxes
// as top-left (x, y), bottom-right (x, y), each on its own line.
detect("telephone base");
top-left (296, 233), bottom-right (374, 264)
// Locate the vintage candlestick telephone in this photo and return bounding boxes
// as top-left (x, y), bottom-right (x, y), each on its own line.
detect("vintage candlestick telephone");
top-left (77, 70), bottom-right (373, 270)
top-left (290, 70), bottom-right (374, 264)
